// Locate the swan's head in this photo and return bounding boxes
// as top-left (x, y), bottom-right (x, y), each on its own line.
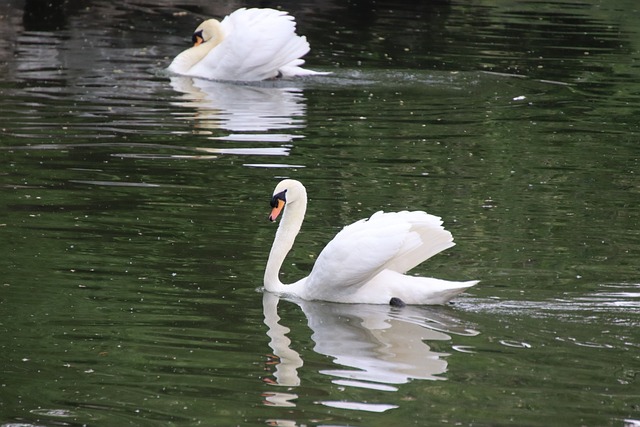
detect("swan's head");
top-left (191, 19), bottom-right (223, 47)
top-left (269, 179), bottom-right (306, 222)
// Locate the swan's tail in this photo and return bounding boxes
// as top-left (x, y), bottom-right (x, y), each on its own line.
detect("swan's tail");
top-left (354, 270), bottom-right (478, 305)
top-left (417, 279), bottom-right (479, 305)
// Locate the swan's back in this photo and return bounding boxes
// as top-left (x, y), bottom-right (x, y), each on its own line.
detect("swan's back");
top-left (188, 8), bottom-right (312, 81)
top-left (302, 211), bottom-right (457, 302)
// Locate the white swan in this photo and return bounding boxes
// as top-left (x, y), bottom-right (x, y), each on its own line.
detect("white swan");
top-left (264, 179), bottom-right (479, 305)
top-left (167, 8), bottom-right (327, 81)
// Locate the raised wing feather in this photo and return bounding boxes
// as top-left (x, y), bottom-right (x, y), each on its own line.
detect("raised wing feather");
top-left (189, 8), bottom-right (311, 81)
top-left (377, 211), bottom-right (455, 273)
top-left (302, 211), bottom-right (455, 300)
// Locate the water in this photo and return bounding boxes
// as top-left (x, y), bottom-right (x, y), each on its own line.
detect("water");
top-left (1, 0), bottom-right (639, 426)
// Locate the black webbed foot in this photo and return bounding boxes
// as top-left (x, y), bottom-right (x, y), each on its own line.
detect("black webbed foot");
top-left (389, 297), bottom-right (406, 308)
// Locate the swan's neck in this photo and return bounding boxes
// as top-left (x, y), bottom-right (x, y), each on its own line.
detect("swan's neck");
top-left (264, 196), bottom-right (307, 294)
top-left (168, 21), bottom-right (224, 74)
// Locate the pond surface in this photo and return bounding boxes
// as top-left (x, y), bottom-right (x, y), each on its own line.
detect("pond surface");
top-left (1, 0), bottom-right (639, 426)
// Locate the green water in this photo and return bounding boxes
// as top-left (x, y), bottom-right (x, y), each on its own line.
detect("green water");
top-left (0, 0), bottom-right (638, 426)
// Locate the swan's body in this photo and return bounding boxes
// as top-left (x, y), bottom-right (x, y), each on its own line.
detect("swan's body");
top-left (264, 180), bottom-right (478, 305)
top-left (168, 8), bottom-right (327, 81)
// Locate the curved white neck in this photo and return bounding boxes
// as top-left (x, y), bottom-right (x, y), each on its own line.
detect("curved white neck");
top-left (264, 194), bottom-right (307, 293)
top-left (167, 21), bottom-right (224, 74)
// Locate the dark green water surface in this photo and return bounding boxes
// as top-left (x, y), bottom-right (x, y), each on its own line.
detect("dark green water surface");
top-left (0, 0), bottom-right (638, 426)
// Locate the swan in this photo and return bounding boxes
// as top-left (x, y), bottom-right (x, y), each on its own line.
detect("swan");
top-left (264, 179), bottom-right (479, 305)
top-left (167, 8), bottom-right (327, 81)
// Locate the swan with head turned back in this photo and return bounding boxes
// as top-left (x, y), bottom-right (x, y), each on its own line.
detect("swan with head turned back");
top-left (167, 8), bottom-right (327, 81)
top-left (264, 179), bottom-right (479, 305)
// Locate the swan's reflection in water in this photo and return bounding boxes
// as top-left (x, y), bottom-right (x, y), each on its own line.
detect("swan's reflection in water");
top-left (169, 76), bottom-right (307, 134)
top-left (261, 292), bottom-right (479, 416)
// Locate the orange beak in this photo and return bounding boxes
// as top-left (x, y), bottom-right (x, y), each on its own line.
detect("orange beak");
top-left (193, 35), bottom-right (204, 46)
top-left (269, 199), bottom-right (285, 222)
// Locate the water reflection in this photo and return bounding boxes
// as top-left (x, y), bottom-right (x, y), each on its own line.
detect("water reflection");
top-left (261, 292), bottom-right (479, 414)
top-left (169, 76), bottom-right (307, 136)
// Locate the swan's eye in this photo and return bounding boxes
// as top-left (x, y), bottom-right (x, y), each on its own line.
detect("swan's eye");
top-left (192, 30), bottom-right (204, 46)
top-left (270, 190), bottom-right (287, 207)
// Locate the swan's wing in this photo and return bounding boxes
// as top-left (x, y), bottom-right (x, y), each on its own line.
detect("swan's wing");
top-left (303, 211), bottom-right (455, 298)
top-left (377, 211), bottom-right (455, 273)
top-left (189, 8), bottom-right (311, 81)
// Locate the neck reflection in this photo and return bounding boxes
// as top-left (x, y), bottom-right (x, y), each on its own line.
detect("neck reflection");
top-left (261, 292), bottom-right (479, 412)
